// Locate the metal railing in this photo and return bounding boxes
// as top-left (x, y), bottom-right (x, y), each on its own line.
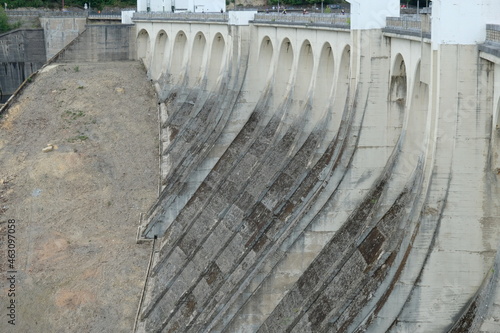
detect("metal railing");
top-left (253, 13), bottom-right (350, 27)
top-left (88, 14), bottom-right (121, 20)
top-left (39, 11), bottom-right (87, 18)
top-left (5, 10), bottom-right (47, 16)
top-left (133, 12), bottom-right (228, 22)
top-left (486, 24), bottom-right (500, 44)
top-left (385, 14), bottom-right (431, 38)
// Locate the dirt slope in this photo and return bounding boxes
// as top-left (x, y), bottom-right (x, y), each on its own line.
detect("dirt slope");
top-left (0, 61), bottom-right (159, 332)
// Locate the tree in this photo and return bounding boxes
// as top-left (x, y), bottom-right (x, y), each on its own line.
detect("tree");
top-left (0, 7), bottom-right (22, 33)
top-left (4, 0), bottom-right (136, 10)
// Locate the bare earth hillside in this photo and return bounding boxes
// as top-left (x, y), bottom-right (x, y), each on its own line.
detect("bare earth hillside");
top-left (0, 61), bottom-right (159, 332)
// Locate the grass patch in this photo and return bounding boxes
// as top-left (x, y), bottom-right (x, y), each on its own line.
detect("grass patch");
top-left (67, 134), bottom-right (89, 143)
top-left (74, 66), bottom-right (79, 72)
top-left (62, 109), bottom-right (85, 121)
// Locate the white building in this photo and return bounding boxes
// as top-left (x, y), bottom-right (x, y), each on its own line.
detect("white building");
top-left (137, 0), bottom-right (226, 13)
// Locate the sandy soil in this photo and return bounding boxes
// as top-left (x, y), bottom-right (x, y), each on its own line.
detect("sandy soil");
top-left (0, 61), bottom-right (159, 332)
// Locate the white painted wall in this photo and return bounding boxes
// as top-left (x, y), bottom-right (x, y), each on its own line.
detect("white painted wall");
top-left (347, 0), bottom-right (399, 30)
top-left (432, 0), bottom-right (500, 48)
top-left (137, 0), bottom-right (225, 13)
top-left (122, 10), bottom-right (135, 24)
top-left (228, 11), bottom-right (257, 26)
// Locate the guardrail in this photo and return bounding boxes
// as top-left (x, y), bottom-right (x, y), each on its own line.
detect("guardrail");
top-left (6, 10), bottom-right (48, 16)
top-left (88, 14), bottom-right (121, 20)
top-left (486, 24), bottom-right (500, 44)
top-left (39, 11), bottom-right (87, 18)
top-left (384, 14), bottom-right (431, 38)
top-left (133, 12), bottom-right (228, 22)
top-left (253, 13), bottom-right (350, 27)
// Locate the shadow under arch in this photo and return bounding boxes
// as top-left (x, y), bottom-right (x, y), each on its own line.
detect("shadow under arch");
top-left (254, 36), bottom-right (273, 90)
top-left (137, 29), bottom-right (151, 70)
top-left (294, 39), bottom-right (314, 105)
top-left (314, 42), bottom-right (335, 112)
top-left (170, 30), bottom-right (188, 85)
top-left (151, 30), bottom-right (168, 81)
top-left (388, 53), bottom-right (407, 146)
top-left (207, 33), bottom-right (226, 91)
top-left (273, 37), bottom-right (294, 109)
top-left (189, 31), bottom-right (207, 87)
top-left (328, 44), bottom-right (350, 136)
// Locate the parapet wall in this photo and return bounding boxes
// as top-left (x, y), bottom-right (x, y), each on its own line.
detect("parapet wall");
top-left (54, 24), bottom-right (137, 62)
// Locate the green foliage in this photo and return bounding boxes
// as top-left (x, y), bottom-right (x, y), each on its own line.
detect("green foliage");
top-left (0, 8), bottom-right (12, 33)
top-left (267, 0), bottom-right (342, 7)
top-left (5, 0), bottom-right (136, 10)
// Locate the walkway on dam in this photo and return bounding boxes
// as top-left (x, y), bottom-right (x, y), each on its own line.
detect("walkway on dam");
top-left (0, 61), bottom-right (158, 332)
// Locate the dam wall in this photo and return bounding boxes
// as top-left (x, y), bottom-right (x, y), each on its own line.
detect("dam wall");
top-left (39, 15), bottom-right (87, 60)
top-left (132, 1), bottom-right (500, 331)
top-left (54, 24), bottom-right (137, 63)
top-left (0, 28), bottom-right (46, 99)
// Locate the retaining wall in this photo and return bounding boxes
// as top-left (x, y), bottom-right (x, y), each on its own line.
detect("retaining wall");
top-left (0, 29), bottom-right (46, 99)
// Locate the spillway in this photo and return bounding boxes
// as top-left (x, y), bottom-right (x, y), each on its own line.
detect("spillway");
top-left (132, 3), bottom-right (500, 332)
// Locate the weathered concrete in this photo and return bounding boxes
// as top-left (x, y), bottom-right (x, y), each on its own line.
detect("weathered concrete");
top-left (0, 29), bottom-right (46, 99)
top-left (39, 16), bottom-right (87, 59)
top-left (132, 1), bottom-right (500, 332)
top-left (55, 24), bottom-right (137, 62)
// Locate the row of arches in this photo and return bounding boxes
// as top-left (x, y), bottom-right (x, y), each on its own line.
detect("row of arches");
top-left (248, 34), bottom-right (352, 116)
top-left (137, 24), bottom-right (431, 145)
top-left (137, 28), bottom-right (226, 90)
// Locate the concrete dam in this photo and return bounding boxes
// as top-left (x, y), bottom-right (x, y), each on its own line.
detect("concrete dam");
top-left (124, 0), bottom-right (500, 331)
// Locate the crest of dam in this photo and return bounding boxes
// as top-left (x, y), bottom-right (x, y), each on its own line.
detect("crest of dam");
top-left (85, 5), bottom-right (500, 333)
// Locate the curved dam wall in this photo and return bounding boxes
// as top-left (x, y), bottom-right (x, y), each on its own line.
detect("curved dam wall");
top-left (133, 6), bottom-right (500, 332)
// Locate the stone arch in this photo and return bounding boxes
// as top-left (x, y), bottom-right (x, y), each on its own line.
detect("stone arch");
top-left (388, 53), bottom-right (407, 145)
top-left (255, 36), bottom-right (273, 88)
top-left (274, 38), bottom-right (294, 108)
top-left (207, 33), bottom-right (225, 91)
top-left (314, 42), bottom-right (335, 110)
top-left (189, 31), bottom-right (207, 86)
top-left (294, 39), bottom-right (314, 104)
top-left (170, 30), bottom-right (188, 84)
top-left (137, 29), bottom-right (151, 69)
top-left (151, 30), bottom-right (168, 80)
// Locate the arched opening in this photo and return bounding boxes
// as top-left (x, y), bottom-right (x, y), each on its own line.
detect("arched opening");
top-left (273, 38), bottom-right (294, 108)
top-left (152, 30), bottom-right (168, 80)
top-left (207, 33), bottom-right (225, 91)
top-left (137, 29), bottom-right (151, 70)
top-left (314, 42), bottom-right (335, 111)
top-left (294, 40), bottom-right (314, 104)
top-left (330, 45), bottom-right (351, 134)
top-left (255, 36), bottom-right (273, 89)
top-left (399, 61), bottom-right (429, 175)
top-left (189, 32), bottom-right (207, 86)
top-left (170, 31), bottom-right (188, 84)
top-left (388, 54), bottom-right (407, 146)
